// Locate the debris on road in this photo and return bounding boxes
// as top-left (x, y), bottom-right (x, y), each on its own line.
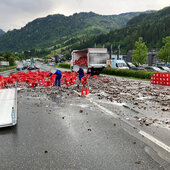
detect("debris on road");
top-left (135, 161), bottom-right (142, 164)
top-left (1, 70), bottom-right (169, 129)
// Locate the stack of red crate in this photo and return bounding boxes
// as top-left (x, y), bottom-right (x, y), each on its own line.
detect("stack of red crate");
top-left (0, 70), bottom-right (92, 88)
top-left (0, 75), bottom-right (5, 89)
top-left (151, 72), bottom-right (170, 86)
top-left (75, 57), bottom-right (87, 66)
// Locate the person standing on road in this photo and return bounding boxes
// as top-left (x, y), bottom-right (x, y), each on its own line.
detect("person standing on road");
top-left (77, 67), bottom-right (85, 88)
top-left (49, 69), bottom-right (62, 86)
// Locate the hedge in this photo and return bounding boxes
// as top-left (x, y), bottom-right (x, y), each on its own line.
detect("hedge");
top-left (102, 67), bottom-right (154, 80)
top-left (58, 63), bottom-right (70, 69)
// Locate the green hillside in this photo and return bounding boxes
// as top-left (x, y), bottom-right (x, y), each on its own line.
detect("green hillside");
top-left (72, 6), bottom-right (170, 53)
top-left (0, 12), bottom-right (142, 52)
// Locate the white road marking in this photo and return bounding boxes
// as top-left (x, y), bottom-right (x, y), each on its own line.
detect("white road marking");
top-left (87, 97), bottom-right (119, 118)
top-left (74, 90), bottom-right (119, 118)
top-left (74, 90), bottom-right (170, 153)
top-left (139, 130), bottom-right (170, 153)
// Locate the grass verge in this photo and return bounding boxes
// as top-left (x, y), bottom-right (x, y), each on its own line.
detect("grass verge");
top-left (0, 66), bottom-right (16, 72)
top-left (58, 63), bottom-right (70, 69)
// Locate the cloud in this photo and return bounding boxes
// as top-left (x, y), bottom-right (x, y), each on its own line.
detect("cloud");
top-left (0, 0), bottom-right (59, 31)
top-left (0, 0), bottom-right (169, 31)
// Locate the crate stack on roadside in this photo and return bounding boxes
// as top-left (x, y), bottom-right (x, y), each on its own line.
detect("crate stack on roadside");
top-left (0, 71), bottom-right (91, 88)
top-left (151, 72), bottom-right (170, 86)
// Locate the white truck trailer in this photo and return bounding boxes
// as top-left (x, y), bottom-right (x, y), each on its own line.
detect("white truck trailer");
top-left (71, 48), bottom-right (107, 75)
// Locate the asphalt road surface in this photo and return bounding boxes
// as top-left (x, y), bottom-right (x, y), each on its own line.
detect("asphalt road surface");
top-left (0, 65), bottom-right (170, 170)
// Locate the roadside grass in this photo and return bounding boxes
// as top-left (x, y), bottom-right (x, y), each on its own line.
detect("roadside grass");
top-left (58, 63), bottom-right (70, 69)
top-left (45, 64), bottom-right (70, 70)
top-left (0, 66), bottom-right (16, 72)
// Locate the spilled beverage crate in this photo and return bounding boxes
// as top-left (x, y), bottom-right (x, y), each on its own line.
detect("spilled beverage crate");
top-left (151, 72), bottom-right (170, 86)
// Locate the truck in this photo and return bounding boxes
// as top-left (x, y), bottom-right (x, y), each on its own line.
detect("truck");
top-left (71, 48), bottom-right (107, 75)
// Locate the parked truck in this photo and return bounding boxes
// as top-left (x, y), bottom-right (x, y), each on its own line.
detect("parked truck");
top-left (71, 48), bottom-right (107, 75)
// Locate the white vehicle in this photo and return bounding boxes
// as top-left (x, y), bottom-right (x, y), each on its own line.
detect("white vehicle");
top-left (111, 60), bottom-right (129, 69)
top-left (145, 66), bottom-right (167, 72)
top-left (159, 66), bottom-right (170, 72)
top-left (152, 66), bottom-right (167, 72)
top-left (71, 48), bottom-right (107, 75)
top-left (107, 54), bottom-right (129, 69)
top-left (0, 88), bottom-right (17, 128)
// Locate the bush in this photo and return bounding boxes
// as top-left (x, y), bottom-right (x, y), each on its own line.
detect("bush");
top-left (102, 67), bottom-right (153, 80)
top-left (58, 63), bottom-right (70, 69)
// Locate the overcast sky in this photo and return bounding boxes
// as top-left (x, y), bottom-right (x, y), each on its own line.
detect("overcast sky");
top-left (0, 0), bottom-right (169, 31)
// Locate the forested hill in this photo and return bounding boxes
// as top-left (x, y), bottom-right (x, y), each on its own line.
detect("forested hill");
top-left (73, 6), bottom-right (170, 53)
top-left (0, 12), bottom-right (143, 52)
top-left (0, 29), bottom-right (5, 35)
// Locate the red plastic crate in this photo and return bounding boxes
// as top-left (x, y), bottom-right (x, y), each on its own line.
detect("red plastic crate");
top-left (81, 77), bottom-right (87, 85)
top-left (81, 88), bottom-right (89, 95)
top-left (93, 75), bottom-right (98, 79)
top-left (103, 78), bottom-right (109, 83)
top-left (44, 81), bottom-right (52, 87)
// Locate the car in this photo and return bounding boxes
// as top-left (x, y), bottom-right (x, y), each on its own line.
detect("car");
top-left (144, 66), bottom-right (167, 72)
top-left (28, 65), bottom-right (36, 70)
top-left (158, 66), bottom-right (170, 72)
top-left (126, 62), bottom-right (138, 70)
top-left (136, 66), bottom-right (146, 71)
top-left (16, 67), bottom-right (22, 71)
top-left (27, 65), bottom-right (40, 70)
top-left (22, 65), bottom-right (28, 70)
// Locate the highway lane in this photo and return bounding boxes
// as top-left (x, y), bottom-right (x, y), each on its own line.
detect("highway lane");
top-left (0, 86), bottom-right (169, 169)
top-left (0, 64), bottom-right (169, 169)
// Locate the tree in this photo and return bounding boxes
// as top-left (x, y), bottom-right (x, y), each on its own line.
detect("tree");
top-left (132, 37), bottom-right (148, 66)
top-left (157, 36), bottom-right (170, 63)
top-left (8, 56), bottom-right (15, 66)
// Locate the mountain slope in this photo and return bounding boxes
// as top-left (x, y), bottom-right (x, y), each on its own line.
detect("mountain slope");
top-left (72, 6), bottom-right (170, 53)
top-left (0, 12), bottom-right (142, 52)
top-left (0, 29), bottom-right (5, 35)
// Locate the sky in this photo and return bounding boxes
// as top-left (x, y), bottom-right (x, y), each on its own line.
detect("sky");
top-left (0, 0), bottom-right (169, 32)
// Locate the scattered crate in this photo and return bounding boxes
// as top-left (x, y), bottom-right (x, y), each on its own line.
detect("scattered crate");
top-left (151, 72), bottom-right (170, 86)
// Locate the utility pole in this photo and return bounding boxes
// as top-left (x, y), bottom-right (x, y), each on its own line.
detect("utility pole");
top-left (110, 45), bottom-right (112, 67)
top-left (117, 45), bottom-right (120, 60)
top-left (110, 44), bottom-right (112, 60)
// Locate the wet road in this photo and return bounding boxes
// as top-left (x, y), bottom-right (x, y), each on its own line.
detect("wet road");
top-left (0, 64), bottom-right (170, 169)
top-left (0, 86), bottom-right (169, 170)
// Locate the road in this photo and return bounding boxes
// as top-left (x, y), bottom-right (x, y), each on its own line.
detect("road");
top-left (0, 64), bottom-right (170, 170)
